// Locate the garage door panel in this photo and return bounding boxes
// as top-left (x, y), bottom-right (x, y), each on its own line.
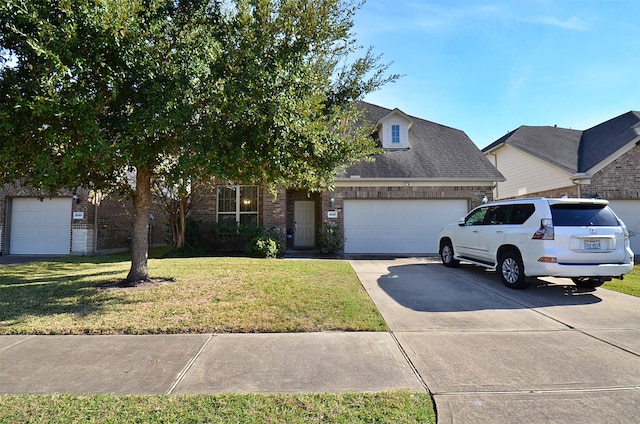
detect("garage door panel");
top-left (10, 198), bottom-right (72, 255)
top-left (608, 200), bottom-right (640, 255)
top-left (344, 199), bottom-right (468, 254)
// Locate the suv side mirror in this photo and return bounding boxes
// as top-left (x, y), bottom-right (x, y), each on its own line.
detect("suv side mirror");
top-left (458, 218), bottom-right (465, 226)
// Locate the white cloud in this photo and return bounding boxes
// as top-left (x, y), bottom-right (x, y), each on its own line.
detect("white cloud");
top-left (528, 15), bottom-right (588, 31)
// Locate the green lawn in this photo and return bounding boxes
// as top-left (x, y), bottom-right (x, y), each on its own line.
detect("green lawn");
top-left (603, 264), bottom-right (640, 297)
top-left (0, 393), bottom-right (435, 423)
top-left (0, 253), bottom-right (388, 334)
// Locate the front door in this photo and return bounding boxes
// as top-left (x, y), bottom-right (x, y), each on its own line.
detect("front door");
top-left (294, 201), bottom-right (315, 248)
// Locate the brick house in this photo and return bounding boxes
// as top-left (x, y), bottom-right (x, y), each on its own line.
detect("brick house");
top-left (482, 110), bottom-right (640, 254)
top-left (0, 183), bottom-right (167, 255)
top-left (1, 102), bottom-right (505, 256)
top-left (190, 102), bottom-right (505, 255)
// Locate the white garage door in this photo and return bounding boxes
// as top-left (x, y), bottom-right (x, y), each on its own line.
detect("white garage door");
top-left (608, 200), bottom-right (640, 256)
top-left (344, 199), bottom-right (468, 254)
top-left (10, 198), bottom-right (72, 254)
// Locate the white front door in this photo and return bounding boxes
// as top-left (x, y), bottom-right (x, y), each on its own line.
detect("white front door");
top-left (294, 201), bottom-right (315, 248)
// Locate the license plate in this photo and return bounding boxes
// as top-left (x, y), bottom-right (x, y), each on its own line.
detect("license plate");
top-left (584, 239), bottom-right (601, 250)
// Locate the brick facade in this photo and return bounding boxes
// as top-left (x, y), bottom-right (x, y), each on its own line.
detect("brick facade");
top-left (1, 182), bottom-right (168, 255)
top-left (321, 184), bottom-right (492, 228)
top-left (581, 144), bottom-right (640, 200)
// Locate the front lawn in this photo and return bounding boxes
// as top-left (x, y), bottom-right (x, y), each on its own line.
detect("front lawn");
top-left (0, 254), bottom-right (388, 334)
top-left (603, 264), bottom-right (640, 297)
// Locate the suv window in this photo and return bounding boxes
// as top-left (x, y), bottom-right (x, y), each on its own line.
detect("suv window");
top-left (550, 204), bottom-right (619, 227)
top-left (486, 206), bottom-right (510, 225)
top-left (510, 204), bottom-right (535, 224)
top-left (465, 207), bottom-right (488, 226)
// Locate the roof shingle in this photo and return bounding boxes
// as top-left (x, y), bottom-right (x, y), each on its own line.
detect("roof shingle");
top-left (340, 102), bottom-right (505, 181)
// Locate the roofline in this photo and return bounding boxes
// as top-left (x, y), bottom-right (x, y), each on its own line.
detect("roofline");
top-left (335, 177), bottom-right (505, 187)
top-left (376, 108), bottom-right (414, 129)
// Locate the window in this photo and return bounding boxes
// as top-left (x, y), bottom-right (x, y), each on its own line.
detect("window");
top-left (217, 185), bottom-right (259, 227)
top-left (391, 125), bottom-right (400, 143)
top-left (550, 204), bottom-right (618, 227)
top-left (465, 207), bottom-right (488, 226)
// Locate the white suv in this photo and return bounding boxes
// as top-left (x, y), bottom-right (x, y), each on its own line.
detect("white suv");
top-left (438, 198), bottom-right (634, 289)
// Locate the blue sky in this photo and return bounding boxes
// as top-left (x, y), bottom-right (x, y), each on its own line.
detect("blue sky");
top-left (353, 0), bottom-right (640, 148)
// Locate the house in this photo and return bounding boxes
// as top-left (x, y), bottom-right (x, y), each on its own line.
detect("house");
top-left (482, 110), bottom-right (640, 254)
top-left (190, 102), bottom-right (505, 255)
top-left (0, 102), bottom-right (505, 256)
top-left (0, 183), bottom-right (167, 255)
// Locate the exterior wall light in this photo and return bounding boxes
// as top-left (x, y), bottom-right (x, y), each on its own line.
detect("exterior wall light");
top-left (329, 196), bottom-right (336, 208)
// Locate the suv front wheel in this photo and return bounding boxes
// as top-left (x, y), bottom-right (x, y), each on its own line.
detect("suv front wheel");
top-left (440, 239), bottom-right (459, 268)
top-left (498, 250), bottom-right (529, 289)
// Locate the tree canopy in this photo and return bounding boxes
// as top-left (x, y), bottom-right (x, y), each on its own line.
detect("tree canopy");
top-left (0, 0), bottom-right (398, 282)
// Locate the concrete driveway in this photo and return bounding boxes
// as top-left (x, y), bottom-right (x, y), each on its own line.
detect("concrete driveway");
top-left (349, 256), bottom-right (640, 424)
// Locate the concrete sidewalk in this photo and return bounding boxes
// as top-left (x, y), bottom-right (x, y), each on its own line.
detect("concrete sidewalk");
top-left (0, 332), bottom-right (425, 395)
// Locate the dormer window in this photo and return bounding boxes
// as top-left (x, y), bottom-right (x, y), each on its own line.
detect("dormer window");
top-left (391, 125), bottom-right (400, 144)
top-left (376, 108), bottom-right (413, 149)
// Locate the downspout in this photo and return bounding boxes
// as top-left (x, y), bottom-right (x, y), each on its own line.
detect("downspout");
top-left (489, 152), bottom-right (499, 199)
top-left (93, 192), bottom-right (100, 254)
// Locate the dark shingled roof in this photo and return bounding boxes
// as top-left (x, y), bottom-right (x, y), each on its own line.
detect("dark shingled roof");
top-left (339, 102), bottom-right (505, 181)
top-left (484, 126), bottom-right (582, 173)
top-left (579, 111), bottom-right (640, 172)
top-left (483, 111), bottom-right (640, 174)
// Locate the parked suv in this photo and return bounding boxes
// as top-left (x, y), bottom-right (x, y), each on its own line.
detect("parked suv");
top-left (438, 198), bottom-right (634, 289)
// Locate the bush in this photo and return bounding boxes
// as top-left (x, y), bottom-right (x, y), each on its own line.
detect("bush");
top-left (246, 235), bottom-right (284, 258)
top-left (319, 222), bottom-right (345, 254)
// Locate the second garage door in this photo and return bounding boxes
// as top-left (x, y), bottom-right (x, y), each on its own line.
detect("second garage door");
top-left (608, 200), bottom-right (640, 256)
top-left (343, 199), bottom-right (468, 254)
top-left (10, 197), bottom-right (72, 255)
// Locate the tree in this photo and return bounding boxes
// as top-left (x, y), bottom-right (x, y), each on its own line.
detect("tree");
top-left (0, 0), bottom-right (398, 283)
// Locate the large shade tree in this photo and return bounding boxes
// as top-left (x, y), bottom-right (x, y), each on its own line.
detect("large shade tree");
top-left (0, 0), bottom-right (398, 283)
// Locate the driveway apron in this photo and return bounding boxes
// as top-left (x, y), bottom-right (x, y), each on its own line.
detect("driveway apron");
top-left (349, 256), bottom-right (640, 424)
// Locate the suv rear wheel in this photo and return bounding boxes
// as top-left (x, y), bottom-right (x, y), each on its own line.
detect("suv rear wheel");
top-left (498, 250), bottom-right (529, 289)
top-left (571, 277), bottom-right (605, 289)
top-left (440, 239), bottom-right (459, 267)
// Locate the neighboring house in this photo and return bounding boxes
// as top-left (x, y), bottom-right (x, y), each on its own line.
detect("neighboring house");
top-left (191, 102), bottom-right (505, 255)
top-left (0, 184), bottom-right (167, 256)
top-left (0, 102), bottom-right (505, 256)
top-left (482, 110), bottom-right (640, 254)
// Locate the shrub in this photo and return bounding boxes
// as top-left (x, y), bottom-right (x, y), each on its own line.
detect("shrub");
top-left (247, 235), bottom-right (284, 258)
top-left (319, 222), bottom-right (345, 254)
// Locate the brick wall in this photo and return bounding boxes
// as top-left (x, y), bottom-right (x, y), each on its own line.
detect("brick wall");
top-left (96, 196), bottom-right (168, 252)
top-left (322, 184), bottom-right (493, 228)
top-left (581, 144), bottom-right (640, 200)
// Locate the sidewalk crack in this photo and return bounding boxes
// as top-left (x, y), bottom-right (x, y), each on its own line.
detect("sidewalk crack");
top-left (166, 334), bottom-right (214, 394)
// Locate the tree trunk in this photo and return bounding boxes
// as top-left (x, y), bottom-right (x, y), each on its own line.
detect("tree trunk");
top-left (176, 196), bottom-right (187, 249)
top-left (126, 167), bottom-right (153, 283)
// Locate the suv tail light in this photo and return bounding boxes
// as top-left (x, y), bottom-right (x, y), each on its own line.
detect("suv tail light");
top-left (532, 218), bottom-right (554, 240)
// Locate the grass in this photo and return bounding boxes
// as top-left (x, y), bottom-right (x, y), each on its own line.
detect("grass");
top-left (0, 252), bottom-right (388, 335)
top-left (0, 393), bottom-right (436, 423)
top-left (603, 264), bottom-right (640, 297)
